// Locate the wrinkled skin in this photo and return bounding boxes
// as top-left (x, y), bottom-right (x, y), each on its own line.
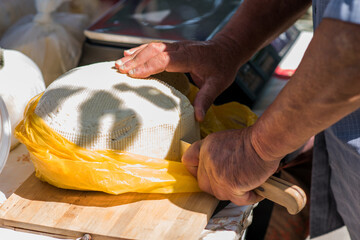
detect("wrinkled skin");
top-left (115, 40), bottom-right (241, 122)
top-left (181, 128), bottom-right (280, 206)
top-left (114, 39), bottom-right (279, 204)
top-left (113, 0), bottom-right (360, 211)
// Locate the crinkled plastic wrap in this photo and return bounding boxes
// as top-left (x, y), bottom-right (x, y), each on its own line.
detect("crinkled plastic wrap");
top-left (0, 0), bottom-right (36, 37)
top-left (15, 95), bottom-right (201, 194)
top-left (0, 0), bottom-right (89, 86)
top-left (187, 84), bottom-right (258, 138)
top-left (0, 48), bottom-right (45, 150)
top-left (15, 85), bottom-right (257, 195)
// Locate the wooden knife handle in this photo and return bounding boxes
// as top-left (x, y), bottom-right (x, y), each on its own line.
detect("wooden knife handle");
top-left (254, 175), bottom-right (306, 215)
top-left (180, 140), bottom-right (307, 215)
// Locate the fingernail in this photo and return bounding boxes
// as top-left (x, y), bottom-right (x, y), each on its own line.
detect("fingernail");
top-left (125, 49), bottom-right (134, 54)
top-left (115, 60), bottom-right (126, 70)
top-left (195, 110), bottom-right (205, 122)
top-left (129, 69), bottom-right (135, 75)
top-left (115, 59), bottom-right (122, 66)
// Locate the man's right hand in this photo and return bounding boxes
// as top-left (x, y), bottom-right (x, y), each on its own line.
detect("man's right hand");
top-left (181, 128), bottom-right (281, 206)
top-left (115, 40), bottom-right (241, 122)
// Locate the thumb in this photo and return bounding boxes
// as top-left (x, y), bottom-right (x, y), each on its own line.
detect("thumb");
top-left (193, 83), bottom-right (218, 122)
top-left (230, 190), bottom-right (265, 206)
top-left (181, 140), bottom-right (202, 177)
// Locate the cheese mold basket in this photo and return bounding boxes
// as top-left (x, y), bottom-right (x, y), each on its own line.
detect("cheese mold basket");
top-left (15, 61), bottom-right (257, 194)
top-left (16, 61), bottom-right (201, 194)
top-left (16, 94), bottom-right (203, 194)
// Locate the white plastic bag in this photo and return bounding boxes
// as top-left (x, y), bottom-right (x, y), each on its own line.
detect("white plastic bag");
top-left (0, 0), bottom-right (89, 86)
top-left (59, 0), bottom-right (100, 19)
top-left (0, 0), bottom-right (36, 37)
top-left (0, 48), bottom-right (45, 149)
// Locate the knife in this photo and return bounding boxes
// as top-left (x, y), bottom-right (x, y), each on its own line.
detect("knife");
top-left (180, 140), bottom-right (306, 215)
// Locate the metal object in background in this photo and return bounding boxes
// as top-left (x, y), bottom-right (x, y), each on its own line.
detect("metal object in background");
top-left (0, 96), bottom-right (11, 174)
top-left (85, 0), bottom-right (241, 46)
top-left (82, 0), bottom-right (300, 108)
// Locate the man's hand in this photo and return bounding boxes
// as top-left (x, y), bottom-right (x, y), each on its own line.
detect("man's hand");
top-left (182, 128), bottom-right (281, 206)
top-left (115, 40), bottom-right (241, 122)
top-left (113, 0), bottom-right (311, 122)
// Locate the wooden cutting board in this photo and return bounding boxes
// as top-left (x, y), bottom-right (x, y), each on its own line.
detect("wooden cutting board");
top-left (0, 173), bottom-right (218, 240)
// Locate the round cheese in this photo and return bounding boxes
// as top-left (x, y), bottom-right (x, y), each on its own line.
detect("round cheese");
top-left (0, 49), bottom-right (45, 149)
top-left (35, 61), bottom-right (200, 161)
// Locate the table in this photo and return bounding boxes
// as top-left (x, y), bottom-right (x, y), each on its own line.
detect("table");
top-left (0, 19), bottom-right (313, 240)
top-left (0, 144), bottom-right (253, 240)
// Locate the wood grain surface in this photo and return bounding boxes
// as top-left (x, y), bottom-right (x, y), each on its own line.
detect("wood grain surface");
top-left (0, 174), bottom-right (218, 240)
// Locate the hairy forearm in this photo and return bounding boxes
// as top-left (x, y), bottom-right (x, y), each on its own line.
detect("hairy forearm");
top-left (251, 19), bottom-right (360, 161)
top-left (213, 0), bottom-right (311, 66)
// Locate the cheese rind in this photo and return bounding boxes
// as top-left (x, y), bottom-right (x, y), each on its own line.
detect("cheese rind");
top-left (0, 49), bottom-right (45, 149)
top-left (35, 61), bottom-right (200, 161)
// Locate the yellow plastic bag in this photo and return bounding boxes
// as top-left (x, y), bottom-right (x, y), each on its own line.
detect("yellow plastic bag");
top-left (187, 84), bottom-right (258, 138)
top-left (15, 86), bottom-right (257, 195)
top-left (15, 95), bottom-right (201, 194)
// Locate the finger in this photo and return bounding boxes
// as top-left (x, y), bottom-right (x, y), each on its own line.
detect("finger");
top-left (229, 190), bottom-right (264, 206)
top-left (193, 83), bottom-right (219, 122)
top-left (199, 168), bottom-right (263, 204)
top-left (127, 51), bottom-right (192, 78)
top-left (126, 56), bottom-right (167, 78)
top-left (196, 157), bottom-right (214, 196)
top-left (197, 152), bottom-right (264, 204)
top-left (115, 46), bottom-right (145, 73)
top-left (203, 165), bottom-right (244, 201)
top-left (115, 47), bottom-right (148, 73)
top-left (122, 42), bottom-right (194, 78)
top-left (199, 162), bottom-right (264, 204)
top-left (206, 174), bottom-right (232, 201)
top-left (115, 55), bottom-right (133, 72)
top-left (123, 44), bottom-right (148, 56)
top-left (119, 42), bottom-right (170, 73)
top-left (181, 140), bottom-right (202, 177)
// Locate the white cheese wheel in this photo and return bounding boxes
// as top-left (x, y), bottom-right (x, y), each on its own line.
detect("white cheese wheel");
top-left (0, 49), bottom-right (46, 149)
top-left (35, 61), bottom-right (200, 161)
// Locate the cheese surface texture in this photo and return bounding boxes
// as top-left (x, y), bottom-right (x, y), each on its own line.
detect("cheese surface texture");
top-left (0, 49), bottom-right (45, 149)
top-left (35, 61), bottom-right (200, 161)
